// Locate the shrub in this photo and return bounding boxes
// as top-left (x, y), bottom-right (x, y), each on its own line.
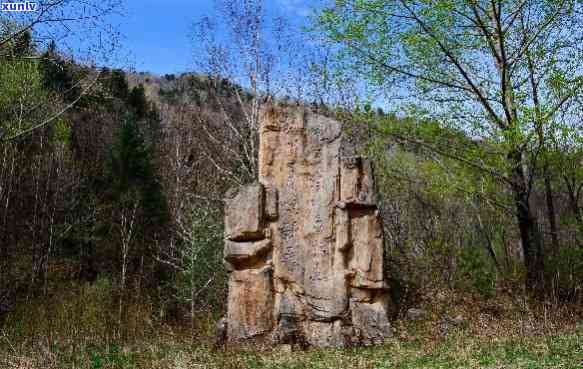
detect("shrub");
top-left (546, 247), bottom-right (583, 303)
top-left (457, 246), bottom-right (497, 299)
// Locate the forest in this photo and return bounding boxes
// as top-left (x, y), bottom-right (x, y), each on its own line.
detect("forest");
top-left (1, 0), bottom-right (582, 368)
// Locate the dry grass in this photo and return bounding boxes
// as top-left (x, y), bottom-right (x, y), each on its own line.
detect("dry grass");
top-left (1, 282), bottom-right (582, 369)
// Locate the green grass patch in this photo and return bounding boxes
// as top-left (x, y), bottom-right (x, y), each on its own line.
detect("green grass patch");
top-left (1, 328), bottom-right (582, 369)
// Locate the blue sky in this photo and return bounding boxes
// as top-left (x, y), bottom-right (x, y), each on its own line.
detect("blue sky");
top-left (115, 0), bottom-right (316, 75)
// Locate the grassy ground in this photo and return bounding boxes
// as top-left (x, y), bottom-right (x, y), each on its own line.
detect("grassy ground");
top-left (1, 328), bottom-right (582, 369)
top-left (2, 281), bottom-right (582, 368)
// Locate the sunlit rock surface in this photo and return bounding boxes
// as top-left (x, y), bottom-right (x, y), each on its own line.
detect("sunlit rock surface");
top-left (223, 105), bottom-right (392, 347)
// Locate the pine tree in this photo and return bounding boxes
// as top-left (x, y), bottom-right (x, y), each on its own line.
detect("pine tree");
top-left (128, 84), bottom-right (148, 119)
top-left (106, 113), bottom-right (166, 224)
top-left (39, 41), bottom-right (79, 102)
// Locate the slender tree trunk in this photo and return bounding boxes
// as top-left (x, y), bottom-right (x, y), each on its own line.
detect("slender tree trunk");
top-left (0, 145), bottom-right (16, 290)
top-left (511, 162), bottom-right (544, 292)
top-left (564, 177), bottom-right (583, 225)
top-left (476, 212), bottom-right (501, 272)
top-left (543, 172), bottom-right (560, 255)
top-left (118, 199), bottom-right (137, 335)
top-left (501, 227), bottom-right (512, 272)
top-left (191, 254), bottom-right (196, 339)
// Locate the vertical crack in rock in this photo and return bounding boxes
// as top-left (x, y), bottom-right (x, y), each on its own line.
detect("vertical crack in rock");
top-left (223, 105), bottom-right (392, 347)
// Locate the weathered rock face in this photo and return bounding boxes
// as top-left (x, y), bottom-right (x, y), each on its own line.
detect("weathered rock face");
top-left (223, 106), bottom-right (392, 347)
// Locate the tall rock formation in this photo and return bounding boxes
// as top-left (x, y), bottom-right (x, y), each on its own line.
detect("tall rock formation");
top-left (223, 105), bottom-right (392, 347)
